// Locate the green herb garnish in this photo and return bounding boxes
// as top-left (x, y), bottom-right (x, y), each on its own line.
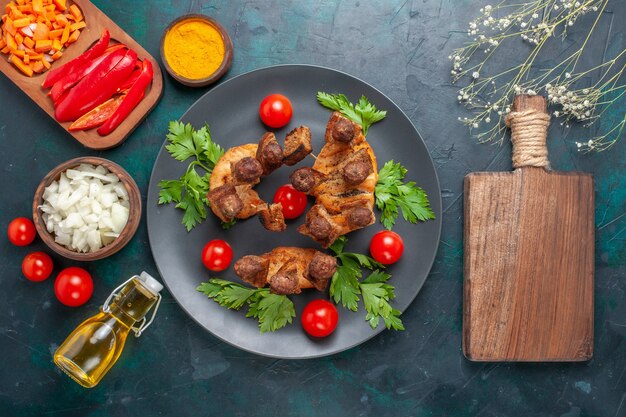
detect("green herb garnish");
top-left (197, 279), bottom-right (296, 333)
top-left (375, 161), bottom-right (435, 230)
top-left (316, 92), bottom-right (387, 136)
top-left (158, 121), bottom-right (232, 231)
top-left (329, 237), bottom-right (404, 330)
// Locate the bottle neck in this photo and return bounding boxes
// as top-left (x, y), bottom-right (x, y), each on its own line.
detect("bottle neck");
top-left (107, 279), bottom-right (158, 329)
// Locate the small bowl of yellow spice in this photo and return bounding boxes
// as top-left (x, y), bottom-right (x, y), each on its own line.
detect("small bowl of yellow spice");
top-left (161, 14), bottom-right (233, 87)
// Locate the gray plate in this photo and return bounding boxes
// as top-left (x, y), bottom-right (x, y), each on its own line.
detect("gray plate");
top-left (146, 65), bottom-right (442, 359)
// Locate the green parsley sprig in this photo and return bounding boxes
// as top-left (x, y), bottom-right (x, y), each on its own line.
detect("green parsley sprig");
top-left (197, 279), bottom-right (296, 333)
top-left (329, 237), bottom-right (404, 330)
top-left (316, 92), bottom-right (387, 136)
top-left (157, 121), bottom-right (229, 231)
top-left (375, 161), bottom-right (435, 230)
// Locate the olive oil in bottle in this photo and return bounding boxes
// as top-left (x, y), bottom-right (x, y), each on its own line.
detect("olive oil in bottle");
top-left (54, 272), bottom-right (163, 388)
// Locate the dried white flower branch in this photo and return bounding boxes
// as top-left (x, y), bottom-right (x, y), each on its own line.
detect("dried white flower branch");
top-left (450, 0), bottom-right (625, 152)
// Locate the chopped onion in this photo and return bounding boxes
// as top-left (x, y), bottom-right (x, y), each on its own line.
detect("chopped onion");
top-left (40, 164), bottom-right (131, 253)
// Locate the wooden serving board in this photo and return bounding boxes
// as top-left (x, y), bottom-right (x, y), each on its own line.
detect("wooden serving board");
top-left (0, 0), bottom-right (163, 150)
top-left (463, 95), bottom-right (594, 362)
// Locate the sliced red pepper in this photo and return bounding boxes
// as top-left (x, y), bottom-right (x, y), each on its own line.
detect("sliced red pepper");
top-left (98, 59), bottom-right (153, 136)
top-left (55, 48), bottom-right (137, 122)
top-left (117, 61), bottom-right (143, 93)
top-left (50, 44), bottom-right (127, 103)
top-left (68, 94), bottom-right (126, 131)
top-left (42, 29), bottom-right (111, 88)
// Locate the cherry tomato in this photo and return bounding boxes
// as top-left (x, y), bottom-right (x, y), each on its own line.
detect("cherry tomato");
top-left (259, 94), bottom-right (293, 128)
top-left (8, 217), bottom-right (36, 246)
top-left (301, 299), bottom-right (339, 338)
top-left (54, 267), bottom-right (93, 307)
top-left (273, 184), bottom-right (307, 219)
top-left (22, 252), bottom-right (54, 282)
top-left (369, 230), bottom-right (404, 265)
top-left (201, 239), bottom-right (233, 272)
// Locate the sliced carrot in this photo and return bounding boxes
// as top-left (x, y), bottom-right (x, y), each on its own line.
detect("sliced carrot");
top-left (11, 49), bottom-right (25, 58)
top-left (32, 0), bottom-right (42, 13)
top-left (51, 38), bottom-right (60, 51)
top-left (51, 49), bottom-right (61, 60)
top-left (16, 0), bottom-right (26, 5)
top-left (69, 20), bottom-right (84, 31)
top-left (12, 16), bottom-right (29, 27)
top-left (68, 4), bottom-right (80, 21)
top-left (0, 38), bottom-right (6, 49)
top-left (23, 36), bottom-right (34, 48)
top-left (0, 46), bottom-right (9, 53)
top-left (48, 28), bottom-right (62, 38)
top-left (32, 60), bottom-right (44, 73)
top-left (66, 28), bottom-right (78, 44)
top-left (10, 55), bottom-right (33, 76)
top-left (23, 53), bottom-right (29, 64)
top-left (54, 12), bottom-right (67, 26)
top-left (52, 0), bottom-right (65, 11)
top-left (34, 38), bottom-right (51, 52)
top-left (4, 17), bottom-right (16, 36)
top-left (17, 5), bottom-right (33, 12)
top-left (41, 56), bottom-right (50, 68)
top-left (6, 33), bottom-right (17, 50)
top-left (60, 21), bottom-right (69, 43)
top-left (14, 32), bottom-right (23, 45)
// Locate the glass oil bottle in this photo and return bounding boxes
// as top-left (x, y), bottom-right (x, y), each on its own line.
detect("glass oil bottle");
top-left (54, 272), bottom-right (163, 388)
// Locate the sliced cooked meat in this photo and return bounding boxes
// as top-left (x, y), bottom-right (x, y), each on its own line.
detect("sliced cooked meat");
top-left (298, 205), bottom-right (340, 248)
top-left (332, 118), bottom-right (356, 143)
top-left (234, 255), bottom-right (269, 288)
top-left (342, 159), bottom-right (373, 185)
top-left (306, 252), bottom-right (337, 291)
top-left (232, 157), bottom-right (263, 183)
top-left (347, 206), bottom-right (375, 227)
top-left (269, 265), bottom-right (301, 295)
top-left (283, 126), bottom-right (312, 166)
top-left (290, 167), bottom-right (326, 193)
top-left (206, 184), bottom-right (243, 222)
top-left (257, 203), bottom-right (287, 232)
top-left (256, 132), bottom-right (283, 175)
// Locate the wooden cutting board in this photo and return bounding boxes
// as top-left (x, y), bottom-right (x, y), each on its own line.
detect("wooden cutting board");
top-left (0, 0), bottom-right (163, 150)
top-left (463, 95), bottom-right (594, 362)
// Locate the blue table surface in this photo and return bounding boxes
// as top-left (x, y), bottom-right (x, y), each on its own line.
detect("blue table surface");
top-left (1, 1), bottom-right (624, 416)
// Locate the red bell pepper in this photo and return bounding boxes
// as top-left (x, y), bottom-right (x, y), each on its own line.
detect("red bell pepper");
top-left (50, 44), bottom-right (127, 103)
top-left (68, 94), bottom-right (126, 131)
top-left (55, 48), bottom-right (137, 122)
top-left (98, 59), bottom-right (153, 136)
top-left (117, 61), bottom-right (143, 93)
top-left (42, 29), bottom-right (111, 88)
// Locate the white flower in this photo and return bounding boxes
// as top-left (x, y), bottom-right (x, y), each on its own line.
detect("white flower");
top-left (472, 122), bottom-right (479, 128)
top-left (520, 22), bottom-right (527, 28)
top-left (565, 72), bottom-right (571, 79)
top-left (554, 111), bottom-right (560, 117)
top-left (576, 142), bottom-right (582, 148)
top-left (472, 71), bottom-right (480, 79)
top-left (485, 117), bottom-right (491, 123)
top-left (532, 13), bottom-right (539, 19)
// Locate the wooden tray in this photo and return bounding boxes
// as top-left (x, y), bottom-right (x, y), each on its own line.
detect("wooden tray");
top-left (0, 0), bottom-right (163, 150)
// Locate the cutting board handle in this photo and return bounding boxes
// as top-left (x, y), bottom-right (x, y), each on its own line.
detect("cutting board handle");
top-left (505, 95), bottom-right (551, 169)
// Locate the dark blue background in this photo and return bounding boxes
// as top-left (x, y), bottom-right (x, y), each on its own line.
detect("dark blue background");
top-left (1, 1), bottom-right (624, 416)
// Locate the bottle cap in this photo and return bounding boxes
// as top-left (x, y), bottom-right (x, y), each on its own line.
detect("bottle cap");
top-left (139, 271), bottom-right (164, 295)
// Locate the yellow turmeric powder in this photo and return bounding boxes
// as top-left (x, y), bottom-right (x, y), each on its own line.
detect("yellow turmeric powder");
top-left (163, 18), bottom-right (225, 80)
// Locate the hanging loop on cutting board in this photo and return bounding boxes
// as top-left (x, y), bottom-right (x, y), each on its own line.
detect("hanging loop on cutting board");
top-left (505, 95), bottom-right (551, 169)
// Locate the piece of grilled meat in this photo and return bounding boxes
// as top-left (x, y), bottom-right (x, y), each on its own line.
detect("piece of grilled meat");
top-left (234, 247), bottom-right (337, 294)
top-left (257, 202), bottom-right (287, 232)
top-left (291, 112), bottom-right (378, 247)
top-left (256, 132), bottom-right (283, 176)
top-left (283, 126), bottom-right (313, 166)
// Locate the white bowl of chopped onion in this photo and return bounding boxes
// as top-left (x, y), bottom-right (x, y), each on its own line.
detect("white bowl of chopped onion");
top-left (33, 157), bottom-right (142, 261)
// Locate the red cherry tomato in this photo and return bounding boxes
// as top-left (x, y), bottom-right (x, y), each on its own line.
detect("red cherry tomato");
top-left (22, 252), bottom-right (54, 282)
top-left (301, 299), bottom-right (339, 338)
top-left (369, 230), bottom-right (404, 265)
top-left (273, 184), bottom-right (307, 219)
top-left (8, 217), bottom-right (36, 246)
top-left (259, 94), bottom-right (293, 128)
top-left (201, 239), bottom-right (233, 272)
top-left (54, 267), bottom-right (93, 307)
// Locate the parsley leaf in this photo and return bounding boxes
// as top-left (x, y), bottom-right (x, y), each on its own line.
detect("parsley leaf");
top-left (197, 279), bottom-right (295, 333)
top-left (317, 92), bottom-right (387, 136)
top-left (375, 160), bottom-right (435, 230)
top-left (329, 237), bottom-right (404, 330)
top-left (158, 121), bottom-right (231, 231)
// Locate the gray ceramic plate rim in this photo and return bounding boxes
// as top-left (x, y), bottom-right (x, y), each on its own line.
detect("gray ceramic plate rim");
top-left (147, 64), bottom-right (442, 359)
